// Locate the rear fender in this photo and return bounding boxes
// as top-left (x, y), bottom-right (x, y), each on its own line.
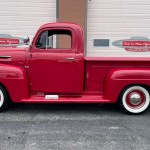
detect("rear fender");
top-left (104, 68), bottom-right (150, 102)
top-left (0, 64), bottom-right (29, 102)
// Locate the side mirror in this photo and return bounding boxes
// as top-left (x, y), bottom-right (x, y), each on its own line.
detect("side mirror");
top-left (24, 35), bottom-right (30, 45)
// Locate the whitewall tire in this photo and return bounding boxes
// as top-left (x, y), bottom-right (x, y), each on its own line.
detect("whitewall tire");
top-left (0, 85), bottom-right (10, 112)
top-left (119, 86), bottom-right (150, 114)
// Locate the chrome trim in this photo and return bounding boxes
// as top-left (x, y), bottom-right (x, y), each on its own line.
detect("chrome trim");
top-left (0, 56), bottom-right (11, 59)
top-left (130, 93), bottom-right (141, 105)
top-left (45, 95), bottom-right (59, 100)
top-left (24, 35), bottom-right (30, 45)
top-left (65, 57), bottom-right (75, 61)
top-left (25, 66), bottom-right (30, 69)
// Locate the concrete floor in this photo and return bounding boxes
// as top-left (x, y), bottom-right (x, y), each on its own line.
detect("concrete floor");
top-left (0, 103), bottom-right (150, 150)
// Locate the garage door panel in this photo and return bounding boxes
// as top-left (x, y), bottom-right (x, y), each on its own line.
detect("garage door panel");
top-left (0, 0), bottom-right (56, 40)
top-left (87, 0), bottom-right (150, 57)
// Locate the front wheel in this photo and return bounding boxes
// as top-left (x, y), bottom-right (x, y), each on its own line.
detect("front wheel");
top-left (0, 85), bottom-right (11, 112)
top-left (119, 86), bottom-right (150, 114)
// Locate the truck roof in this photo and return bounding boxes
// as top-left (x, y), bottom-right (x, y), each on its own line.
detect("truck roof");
top-left (38, 22), bottom-right (83, 32)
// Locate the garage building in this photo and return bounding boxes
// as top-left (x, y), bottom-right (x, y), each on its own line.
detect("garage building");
top-left (1, 0), bottom-right (150, 57)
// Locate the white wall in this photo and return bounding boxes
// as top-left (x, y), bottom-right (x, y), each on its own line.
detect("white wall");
top-left (87, 0), bottom-right (150, 57)
top-left (0, 0), bottom-right (56, 41)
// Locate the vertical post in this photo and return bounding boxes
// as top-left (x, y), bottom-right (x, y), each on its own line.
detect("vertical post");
top-left (57, 0), bottom-right (86, 49)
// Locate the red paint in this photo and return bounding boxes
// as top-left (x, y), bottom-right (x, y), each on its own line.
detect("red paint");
top-left (0, 64), bottom-right (29, 102)
top-left (0, 22), bottom-right (150, 105)
top-left (103, 68), bottom-right (150, 102)
top-left (29, 25), bottom-right (84, 93)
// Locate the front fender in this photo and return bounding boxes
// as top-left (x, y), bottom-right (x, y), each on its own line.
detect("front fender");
top-left (0, 64), bottom-right (29, 102)
top-left (104, 68), bottom-right (150, 102)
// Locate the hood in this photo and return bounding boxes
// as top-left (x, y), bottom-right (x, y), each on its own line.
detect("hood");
top-left (0, 47), bottom-right (28, 66)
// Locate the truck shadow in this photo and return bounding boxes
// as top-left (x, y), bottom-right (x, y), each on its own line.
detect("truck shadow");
top-left (1, 104), bottom-right (150, 118)
top-left (10, 103), bottom-right (119, 113)
top-left (8, 103), bottom-right (150, 115)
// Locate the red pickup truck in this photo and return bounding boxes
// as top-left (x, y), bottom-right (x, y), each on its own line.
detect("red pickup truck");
top-left (0, 22), bottom-right (150, 114)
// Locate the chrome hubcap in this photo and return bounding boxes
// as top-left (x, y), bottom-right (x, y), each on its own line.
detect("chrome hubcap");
top-left (130, 93), bottom-right (141, 105)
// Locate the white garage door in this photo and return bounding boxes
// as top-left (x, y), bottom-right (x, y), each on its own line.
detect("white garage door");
top-left (0, 0), bottom-right (56, 41)
top-left (87, 0), bottom-right (150, 57)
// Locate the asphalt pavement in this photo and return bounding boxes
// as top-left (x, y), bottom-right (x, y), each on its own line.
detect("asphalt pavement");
top-left (0, 103), bottom-right (150, 150)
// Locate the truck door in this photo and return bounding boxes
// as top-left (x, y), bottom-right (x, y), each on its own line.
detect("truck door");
top-left (28, 28), bottom-right (80, 94)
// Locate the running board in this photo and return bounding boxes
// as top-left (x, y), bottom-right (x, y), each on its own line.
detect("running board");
top-left (20, 95), bottom-right (110, 103)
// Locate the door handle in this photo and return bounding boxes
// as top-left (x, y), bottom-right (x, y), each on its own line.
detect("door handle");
top-left (65, 57), bottom-right (75, 61)
top-left (0, 56), bottom-right (11, 59)
top-left (0, 56), bottom-right (11, 62)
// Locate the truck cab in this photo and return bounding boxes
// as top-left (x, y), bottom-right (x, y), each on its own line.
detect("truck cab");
top-left (26, 23), bottom-right (84, 94)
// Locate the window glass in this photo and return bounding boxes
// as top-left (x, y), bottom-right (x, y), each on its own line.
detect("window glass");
top-left (36, 30), bottom-right (72, 49)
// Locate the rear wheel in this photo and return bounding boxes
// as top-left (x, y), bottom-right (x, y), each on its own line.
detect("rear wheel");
top-left (0, 85), bottom-right (11, 112)
top-left (119, 86), bottom-right (150, 114)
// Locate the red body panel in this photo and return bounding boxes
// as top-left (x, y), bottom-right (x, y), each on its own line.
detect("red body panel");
top-left (0, 22), bottom-right (150, 104)
top-left (85, 59), bottom-right (150, 101)
top-left (0, 64), bottom-right (29, 102)
top-left (104, 68), bottom-right (150, 102)
top-left (85, 59), bottom-right (150, 92)
top-left (27, 24), bottom-right (84, 94)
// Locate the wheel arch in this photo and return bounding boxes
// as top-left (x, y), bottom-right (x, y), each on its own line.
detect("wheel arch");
top-left (117, 83), bottom-right (150, 102)
top-left (0, 82), bottom-right (11, 99)
top-left (0, 64), bottom-right (29, 102)
top-left (104, 68), bottom-right (150, 103)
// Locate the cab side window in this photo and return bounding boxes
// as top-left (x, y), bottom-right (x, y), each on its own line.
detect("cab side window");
top-left (36, 30), bottom-right (72, 49)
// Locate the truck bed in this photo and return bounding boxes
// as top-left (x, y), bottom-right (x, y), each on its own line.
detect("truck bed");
top-left (85, 56), bottom-right (150, 93)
